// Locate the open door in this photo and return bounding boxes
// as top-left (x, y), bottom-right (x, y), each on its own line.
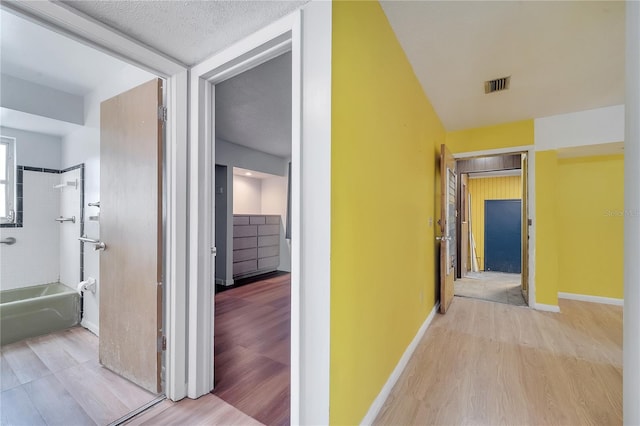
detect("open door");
top-left (521, 154), bottom-right (529, 304)
top-left (439, 144), bottom-right (457, 313)
top-left (99, 78), bottom-right (163, 393)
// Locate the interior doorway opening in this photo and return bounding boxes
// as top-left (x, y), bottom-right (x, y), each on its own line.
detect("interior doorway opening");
top-left (212, 52), bottom-right (293, 425)
top-left (454, 153), bottom-right (529, 307)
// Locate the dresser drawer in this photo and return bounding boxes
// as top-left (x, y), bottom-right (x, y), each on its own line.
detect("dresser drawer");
top-left (258, 245), bottom-right (279, 258)
top-left (233, 259), bottom-right (257, 275)
top-left (258, 256), bottom-right (279, 270)
top-left (233, 225), bottom-right (257, 237)
top-left (234, 237), bottom-right (257, 250)
top-left (234, 248), bottom-right (257, 262)
top-left (258, 235), bottom-right (279, 247)
top-left (258, 224), bottom-right (279, 236)
top-left (250, 216), bottom-right (266, 225)
top-left (233, 215), bottom-right (250, 225)
top-left (265, 215), bottom-right (280, 225)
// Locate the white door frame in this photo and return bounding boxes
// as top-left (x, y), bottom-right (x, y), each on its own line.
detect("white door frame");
top-left (2, 0), bottom-right (190, 401)
top-left (188, 3), bottom-right (332, 424)
top-left (453, 145), bottom-right (536, 307)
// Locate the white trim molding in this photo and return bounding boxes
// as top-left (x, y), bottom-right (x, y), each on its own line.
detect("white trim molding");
top-left (534, 303), bottom-right (561, 313)
top-left (360, 302), bottom-right (440, 426)
top-left (188, 3), bottom-right (332, 424)
top-left (559, 292), bottom-right (624, 306)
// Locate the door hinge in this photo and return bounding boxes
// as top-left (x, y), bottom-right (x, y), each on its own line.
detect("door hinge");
top-left (158, 335), bottom-right (166, 352)
top-left (158, 105), bottom-right (167, 122)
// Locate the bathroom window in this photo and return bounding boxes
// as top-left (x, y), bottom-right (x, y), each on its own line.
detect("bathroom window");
top-left (0, 136), bottom-right (16, 224)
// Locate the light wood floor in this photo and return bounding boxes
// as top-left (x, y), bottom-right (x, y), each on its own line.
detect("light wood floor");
top-left (374, 297), bottom-right (622, 425)
top-left (123, 394), bottom-right (262, 426)
top-left (1, 327), bottom-right (157, 426)
top-left (213, 273), bottom-right (291, 426)
top-left (455, 272), bottom-right (526, 306)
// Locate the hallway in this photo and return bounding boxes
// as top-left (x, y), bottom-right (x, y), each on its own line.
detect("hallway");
top-left (455, 271), bottom-right (526, 306)
top-left (374, 297), bottom-right (622, 425)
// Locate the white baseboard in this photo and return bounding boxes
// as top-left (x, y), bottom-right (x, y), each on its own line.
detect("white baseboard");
top-left (558, 292), bottom-right (624, 306)
top-left (360, 302), bottom-right (440, 426)
top-left (534, 303), bottom-right (561, 313)
top-left (215, 278), bottom-right (234, 286)
top-left (81, 319), bottom-right (99, 336)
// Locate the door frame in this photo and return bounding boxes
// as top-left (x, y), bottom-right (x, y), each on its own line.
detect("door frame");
top-left (453, 145), bottom-right (536, 307)
top-left (188, 4), bottom-right (332, 424)
top-left (2, 1), bottom-right (190, 401)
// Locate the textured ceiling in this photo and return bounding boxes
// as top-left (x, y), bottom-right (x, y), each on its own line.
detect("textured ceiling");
top-left (216, 52), bottom-right (291, 158)
top-left (60, 0), bottom-right (308, 66)
top-left (381, 1), bottom-right (625, 130)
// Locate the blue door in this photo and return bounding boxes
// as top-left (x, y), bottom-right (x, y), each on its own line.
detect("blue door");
top-left (485, 199), bottom-right (521, 273)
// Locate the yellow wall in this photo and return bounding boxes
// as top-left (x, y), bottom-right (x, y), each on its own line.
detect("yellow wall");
top-left (331, 2), bottom-right (445, 424)
top-left (467, 176), bottom-right (522, 270)
top-left (446, 120), bottom-right (533, 154)
top-left (535, 150), bottom-right (559, 305)
top-left (557, 155), bottom-right (624, 299)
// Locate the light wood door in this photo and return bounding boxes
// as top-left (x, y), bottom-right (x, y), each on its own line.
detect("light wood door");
top-left (521, 154), bottom-right (529, 304)
top-left (440, 144), bottom-right (457, 314)
top-left (99, 78), bottom-right (163, 393)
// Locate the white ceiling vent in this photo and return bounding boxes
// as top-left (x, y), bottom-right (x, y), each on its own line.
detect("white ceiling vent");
top-left (484, 76), bottom-right (511, 94)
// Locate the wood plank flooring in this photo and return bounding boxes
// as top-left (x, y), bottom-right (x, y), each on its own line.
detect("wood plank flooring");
top-left (1, 327), bottom-right (157, 426)
top-left (213, 273), bottom-right (291, 426)
top-left (123, 394), bottom-right (262, 426)
top-left (374, 297), bottom-right (622, 425)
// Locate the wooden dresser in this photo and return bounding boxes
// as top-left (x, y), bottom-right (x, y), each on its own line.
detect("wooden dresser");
top-left (233, 214), bottom-right (281, 279)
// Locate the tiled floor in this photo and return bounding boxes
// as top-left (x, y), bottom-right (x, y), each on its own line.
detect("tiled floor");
top-left (1, 327), bottom-right (157, 426)
top-left (454, 271), bottom-right (526, 306)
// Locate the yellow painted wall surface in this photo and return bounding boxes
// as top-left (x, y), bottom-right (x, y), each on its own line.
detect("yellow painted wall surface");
top-left (445, 120), bottom-right (533, 154)
top-left (535, 150), bottom-right (559, 306)
top-left (331, 1), bottom-right (445, 424)
top-left (467, 176), bottom-right (522, 270)
top-left (557, 155), bottom-right (624, 299)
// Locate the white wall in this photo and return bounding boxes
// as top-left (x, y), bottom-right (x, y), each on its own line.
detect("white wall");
top-left (261, 175), bottom-right (291, 272)
top-left (58, 167), bottom-right (82, 288)
top-left (0, 171), bottom-right (60, 290)
top-left (232, 174), bottom-right (262, 214)
top-left (62, 63), bottom-right (155, 335)
top-left (534, 104), bottom-right (624, 150)
top-left (0, 126), bottom-right (62, 170)
top-left (216, 138), bottom-right (288, 177)
top-left (0, 74), bottom-right (84, 125)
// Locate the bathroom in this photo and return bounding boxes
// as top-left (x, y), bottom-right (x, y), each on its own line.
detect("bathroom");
top-left (0, 7), bottom-right (162, 425)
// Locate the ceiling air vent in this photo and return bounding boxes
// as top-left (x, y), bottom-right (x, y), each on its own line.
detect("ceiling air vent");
top-left (484, 76), bottom-right (511, 94)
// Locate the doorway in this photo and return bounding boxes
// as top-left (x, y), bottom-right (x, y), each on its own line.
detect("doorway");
top-left (0, 6), bottom-right (168, 425)
top-left (211, 52), bottom-right (293, 423)
top-left (454, 153), bottom-right (529, 307)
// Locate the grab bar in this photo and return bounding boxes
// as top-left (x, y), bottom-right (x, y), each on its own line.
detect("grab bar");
top-left (79, 235), bottom-right (106, 251)
top-left (1, 237), bottom-right (16, 245)
top-left (55, 216), bottom-right (76, 223)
